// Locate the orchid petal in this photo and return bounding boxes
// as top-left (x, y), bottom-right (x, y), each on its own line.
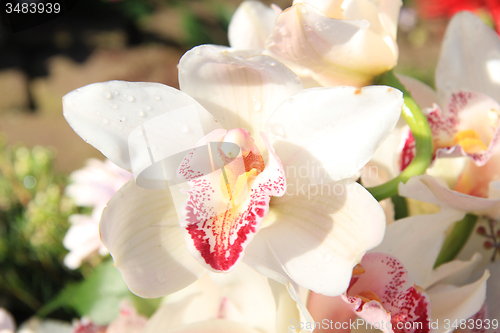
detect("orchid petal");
top-left (399, 175), bottom-right (500, 213)
top-left (179, 133), bottom-right (285, 272)
top-left (266, 3), bottom-right (397, 86)
top-left (373, 209), bottom-right (466, 288)
top-left (345, 253), bottom-right (431, 333)
top-left (143, 264), bottom-right (279, 333)
top-left (167, 320), bottom-right (261, 333)
top-left (435, 11), bottom-right (500, 104)
top-left (396, 74), bottom-right (439, 110)
top-left (266, 85), bottom-right (403, 183)
top-left (292, 0), bottom-right (344, 18)
top-left (342, 0), bottom-right (402, 40)
top-left (178, 45), bottom-right (303, 136)
top-left (307, 293), bottom-right (356, 333)
top-left (246, 180), bottom-right (386, 296)
top-left (427, 91), bottom-right (500, 166)
top-left (63, 81), bottom-right (221, 171)
top-left (427, 253), bottom-right (483, 288)
top-left (428, 270), bottom-right (489, 333)
top-left (100, 180), bottom-right (206, 298)
top-left (228, 1), bottom-right (278, 50)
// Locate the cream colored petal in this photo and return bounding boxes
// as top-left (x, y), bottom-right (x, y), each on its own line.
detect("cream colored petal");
top-left (247, 180), bottom-right (386, 296)
top-left (374, 209), bottom-right (466, 289)
top-left (100, 180), bottom-right (206, 298)
top-left (63, 81), bottom-right (220, 171)
top-left (267, 3), bottom-right (397, 86)
top-left (428, 271), bottom-right (489, 333)
top-left (228, 1), bottom-right (278, 50)
top-left (179, 45), bottom-right (303, 136)
top-left (436, 11), bottom-right (500, 104)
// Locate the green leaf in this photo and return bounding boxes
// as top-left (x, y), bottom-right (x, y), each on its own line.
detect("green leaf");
top-left (38, 259), bottom-right (161, 324)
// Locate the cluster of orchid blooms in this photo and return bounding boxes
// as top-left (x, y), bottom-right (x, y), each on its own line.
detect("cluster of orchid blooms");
top-left (13, 0), bottom-right (500, 332)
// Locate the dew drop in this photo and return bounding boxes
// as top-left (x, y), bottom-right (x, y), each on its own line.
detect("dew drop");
top-left (269, 124), bottom-right (286, 138)
top-left (251, 96), bottom-right (262, 112)
top-left (126, 95), bottom-right (135, 102)
top-left (102, 91), bottom-right (112, 99)
top-left (112, 91), bottom-right (119, 96)
top-left (145, 106), bottom-right (152, 111)
top-left (101, 118), bottom-right (109, 125)
top-left (293, 77), bottom-right (301, 84)
top-left (177, 122), bottom-right (188, 133)
top-left (137, 109), bottom-right (145, 117)
top-left (323, 252), bottom-right (333, 263)
top-left (300, 6), bottom-right (308, 14)
top-left (288, 97), bottom-right (296, 104)
top-left (76, 88), bottom-right (82, 93)
top-left (109, 104), bottom-right (118, 109)
top-left (155, 95), bottom-right (161, 101)
top-left (118, 116), bottom-right (126, 122)
top-left (94, 111), bottom-right (100, 116)
top-left (156, 271), bottom-right (166, 284)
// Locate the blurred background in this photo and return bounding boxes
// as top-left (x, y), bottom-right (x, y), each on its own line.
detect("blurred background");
top-left (0, 0), bottom-right (474, 327)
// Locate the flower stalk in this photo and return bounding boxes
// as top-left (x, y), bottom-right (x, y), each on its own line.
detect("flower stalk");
top-left (368, 71), bottom-right (434, 201)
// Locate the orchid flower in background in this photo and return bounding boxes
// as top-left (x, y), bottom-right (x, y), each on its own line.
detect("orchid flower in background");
top-left (62, 44), bottom-right (404, 303)
top-left (143, 263), bottom-right (310, 333)
top-left (63, 158), bottom-right (132, 269)
top-left (228, 0), bottom-right (402, 87)
top-left (362, 11), bottom-right (500, 210)
top-left (308, 208), bottom-right (490, 333)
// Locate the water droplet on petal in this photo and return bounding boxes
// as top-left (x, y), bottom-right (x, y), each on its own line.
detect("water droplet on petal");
top-left (293, 77), bottom-right (301, 84)
top-left (126, 95), bottom-right (135, 102)
top-left (251, 96), bottom-right (262, 112)
top-left (101, 118), bottom-right (109, 125)
top-left (323, 252), bottom-right (333, 263)
top-left (269, 124), bottom-right (286, 138)
top-left (113, 91), bottom-right (119, 96)
top-left (95, 111), bottom-right (100, 115)
top-left (102, 91), bottom-right (112, 99)
top-left (76, 88), bottom-right (82, 93)
top-left (288, 97), bottom-right (296, 104)
top-left (156, 271), bottom-right (166, 284)
top-left (118, 116), bottom-right (126, 122)
top-left (300, 6), bottom-right (308, 14)
top-left (137, 109), bottom-right (145, 117)
top-left (145, 106), bottom-right (152, 111)
top-left (155, 95), bottom-right (161, 101)
top-left (177, 122), bottom-right (188, 133)
top-left (110, 104), bottom-right (118, 109)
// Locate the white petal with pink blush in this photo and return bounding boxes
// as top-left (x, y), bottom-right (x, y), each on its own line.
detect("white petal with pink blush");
top-left (63, 45), bottom-right (404, 299)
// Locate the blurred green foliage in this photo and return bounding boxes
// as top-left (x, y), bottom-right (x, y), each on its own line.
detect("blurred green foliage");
top-left (0, 135), bottom-right (81, 320)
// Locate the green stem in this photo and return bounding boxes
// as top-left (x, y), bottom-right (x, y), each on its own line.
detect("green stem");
top-left (367, 71), bottom-right (434, 201)
top-left (434, 214), bottom-right (478, 268)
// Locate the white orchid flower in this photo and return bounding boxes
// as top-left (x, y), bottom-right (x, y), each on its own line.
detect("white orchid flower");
top-left (143, 263), bottom-right (311, 333)
top-left (62, 44), bottom-right (403, 300)
top-left (64, 158), bottom-right (132, 269)
top-left (362, 12), bottom-right (500, 206)
top-left (308, 209), bottom-right (490, 333)
top-left (228, 0), bottom-right (402, 87)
